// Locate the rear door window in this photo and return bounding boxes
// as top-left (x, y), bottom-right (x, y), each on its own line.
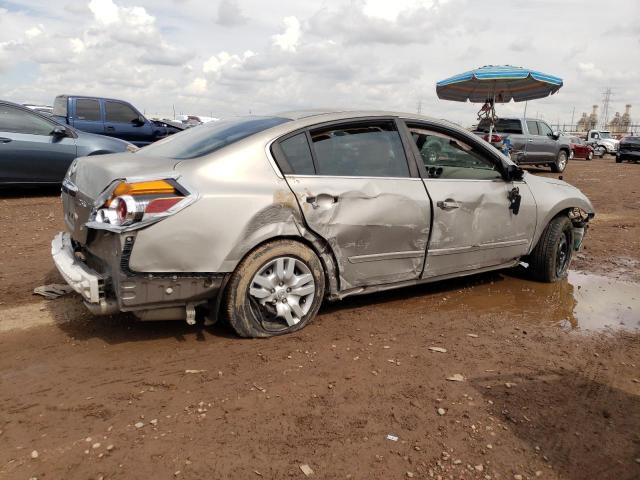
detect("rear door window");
top-left (276, 133), bottom-right (315, 175)
top-left (105, 101), bottom-right (139, 123)
top-left (309, 121), bottom-right (410, 177)
top-left (526, 120), bottom-right (540, 135)
top-left (75, 99), bottom-right (101, 121)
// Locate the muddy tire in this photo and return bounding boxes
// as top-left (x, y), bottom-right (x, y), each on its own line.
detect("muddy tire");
top-left (587, 151), bottom-right (593, 161)
top-left (615, 156), bottom-right (622, 163)
top-left (550, 150), bottom-right (568, 173)
top-left (528, 215), bottom-right (574, 283)
top-left (224, 239), bottom-right (325, 338)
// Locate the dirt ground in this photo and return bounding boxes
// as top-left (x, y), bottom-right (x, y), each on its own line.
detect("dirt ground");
top-left (1, 156), bottom-right (639, 480)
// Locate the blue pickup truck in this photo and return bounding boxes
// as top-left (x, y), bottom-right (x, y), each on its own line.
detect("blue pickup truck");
top-left (52, 95), bottom-right (182, 147)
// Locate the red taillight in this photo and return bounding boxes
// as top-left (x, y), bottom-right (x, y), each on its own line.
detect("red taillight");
top-left (115, 198), bottom-right (127, 223)
top-left (483, 133), bottom-right (503, 143)
top-left (145, 197), bottom-right (183, 214)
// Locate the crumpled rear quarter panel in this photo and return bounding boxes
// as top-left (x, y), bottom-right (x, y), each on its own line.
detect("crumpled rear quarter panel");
top-left (128, 140), bottom-right (304, 273)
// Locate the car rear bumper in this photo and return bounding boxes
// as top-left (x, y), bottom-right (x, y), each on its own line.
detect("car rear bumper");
top-left (51, 231), bottom-right (226, 319)
top-left (51, 232), bottom-right (103, 303)
top-left (618, 151), bottom-right (640, 160)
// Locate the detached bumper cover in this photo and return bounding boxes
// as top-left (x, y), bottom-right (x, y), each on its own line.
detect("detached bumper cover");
top-left (51, 232), bottom-right (102, 303)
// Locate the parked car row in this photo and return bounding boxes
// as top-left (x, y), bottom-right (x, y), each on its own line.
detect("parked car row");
top-left (1, 101), bottom-right (135, 185)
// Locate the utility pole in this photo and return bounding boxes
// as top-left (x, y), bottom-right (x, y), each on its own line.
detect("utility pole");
top-left (523, 100), bottom-right (528, 118)
top-left (570, 106), bottom-right (575, 130)
top-left (601, 87), bottom-right (613, 129)
top-left (417, 99), bottom-right (423, 115)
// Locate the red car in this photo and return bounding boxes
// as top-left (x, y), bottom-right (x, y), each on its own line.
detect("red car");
top-left (568, 136), bottom-right (594, 160)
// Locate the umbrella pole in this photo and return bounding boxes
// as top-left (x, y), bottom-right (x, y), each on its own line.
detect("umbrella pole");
top-left (488, 91), bottom-right (496, 143)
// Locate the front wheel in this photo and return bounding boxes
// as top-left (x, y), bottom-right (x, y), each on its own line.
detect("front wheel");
top-left (615, 156), bottom-right (623, 163)
top-left (527, 215), bottom-right (574, 282)
top-left (224, 239), bottom-right (325, 337)
top-left (595, 145), bottom-right (606, 157)
top-left (550, 150), bottom-right (568, 172)
top-left (587, 151), bottom-right (593, 161)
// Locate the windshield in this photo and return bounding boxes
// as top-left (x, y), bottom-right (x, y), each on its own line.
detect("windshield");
top-left (140, 116), bottom-right (290, 159)
top-left (600, 131), bottom-right (612, 139)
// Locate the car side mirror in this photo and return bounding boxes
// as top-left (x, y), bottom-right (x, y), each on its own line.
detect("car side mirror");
top-left (132, 116), bottom-right (145, 126)
top-left (506, 164), bottom-right (524, 181)
top-left (51, 126), bottom-right (68, 137)
top-left (551, 131), bottom-right (560, 140)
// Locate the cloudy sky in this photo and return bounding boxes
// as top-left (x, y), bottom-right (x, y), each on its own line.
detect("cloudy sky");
top-left (0, 0), bottom-right (638, 126)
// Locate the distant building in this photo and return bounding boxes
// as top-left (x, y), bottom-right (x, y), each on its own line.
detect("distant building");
top-left (607, 104), bottom-right (632, 134)
top-left (576, 105), bottom-right (598, 132)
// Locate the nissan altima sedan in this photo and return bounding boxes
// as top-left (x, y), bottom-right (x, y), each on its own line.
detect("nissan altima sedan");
top-left (52, 111), bottom-right (594, 337)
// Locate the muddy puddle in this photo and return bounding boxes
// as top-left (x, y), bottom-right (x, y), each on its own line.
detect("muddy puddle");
top-left (428, 271), bottom-right (640, 332)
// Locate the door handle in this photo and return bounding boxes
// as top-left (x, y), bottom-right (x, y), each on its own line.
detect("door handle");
top-left (437, 199), bottom-right (460, 210)
top-left (527, 139), bottom-right (534, 143)
top-left (306, 194), bottom-right (338, 209)
top-left (0, 137), bottom-right (12, 143)
top-left (105, 126), bottom-right (115, 132)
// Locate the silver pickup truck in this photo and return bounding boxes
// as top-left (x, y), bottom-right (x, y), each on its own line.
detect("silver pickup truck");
top-left (475, 117), bottom-right (571, 172)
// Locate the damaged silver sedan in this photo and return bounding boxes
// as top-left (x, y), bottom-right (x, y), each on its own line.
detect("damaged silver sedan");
top-left (52, 111), bottom-right (594, 337)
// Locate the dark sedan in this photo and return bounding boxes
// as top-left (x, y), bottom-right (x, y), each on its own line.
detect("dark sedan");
top-left (1, 100), bottom-right (135, 185)
top-left (616, 135), bottom-right (640, 163)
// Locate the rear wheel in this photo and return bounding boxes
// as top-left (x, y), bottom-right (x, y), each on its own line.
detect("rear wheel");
top-left (550, 150), bottom-right (568, 172)
top-left (528, 215), bottom-right (574, 282)
top-left (225, 239), bottom-right (325, 338)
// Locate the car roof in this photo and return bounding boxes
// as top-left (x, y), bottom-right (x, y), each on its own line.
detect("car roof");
top-left (275, 109), bottom-right (464, 129)
top-left (55, 94), bottom-right (134, 103)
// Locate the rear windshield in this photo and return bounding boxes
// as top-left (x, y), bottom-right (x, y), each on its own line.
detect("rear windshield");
top-left (53, 96), bottom-right (67, 117)
top-left (140, 116), bottom-right (290, 159)
top-left (623, 136), bottom-right (640, 142)
top-left (477, 118), bottom-right (523, 134)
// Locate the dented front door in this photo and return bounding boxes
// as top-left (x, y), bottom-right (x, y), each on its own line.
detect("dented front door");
top-left (286, 176), bottom-right (431, 290)
top-left (422, 178), bottom-right (536, 278)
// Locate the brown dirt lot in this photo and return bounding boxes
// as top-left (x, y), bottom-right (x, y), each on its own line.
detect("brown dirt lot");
top-left (0, 157), bottom-right (639, 480)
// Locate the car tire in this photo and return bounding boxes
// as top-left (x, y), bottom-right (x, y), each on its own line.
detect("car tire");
top-left (224, 239), bottom-right (325, 338)
top-left (528, 215), bottom-right (574, 283)
top-left (587, 151), bottom-right (593, 161)
top-left (550, 150), bottom-right (568, 172)
top-left (595, 146), bottom-right (606, 157)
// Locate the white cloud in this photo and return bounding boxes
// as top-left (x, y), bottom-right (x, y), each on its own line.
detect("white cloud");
top-left (272, 16), bottom-right (301, 52)
top-left (0, 0), bottom-right (638, 125)
top-left (88, 0), bottom-right (119, 25)
top-left (216, 0), bottom-right (248, 26)
top-left (578, 62), bottom-right (604, 80)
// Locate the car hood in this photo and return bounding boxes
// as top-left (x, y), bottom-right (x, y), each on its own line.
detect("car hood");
top-left (69, 152), bottom-right (181, 199)
top-left (600, 138), bottom-right (619, 146)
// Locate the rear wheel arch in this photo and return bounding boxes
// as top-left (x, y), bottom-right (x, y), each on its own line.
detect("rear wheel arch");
top-left (87, 150), bottom-right (113, 156)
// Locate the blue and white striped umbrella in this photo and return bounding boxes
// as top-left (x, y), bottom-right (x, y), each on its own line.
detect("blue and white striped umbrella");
top-left (436, 65), bottom-right (563, 103)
